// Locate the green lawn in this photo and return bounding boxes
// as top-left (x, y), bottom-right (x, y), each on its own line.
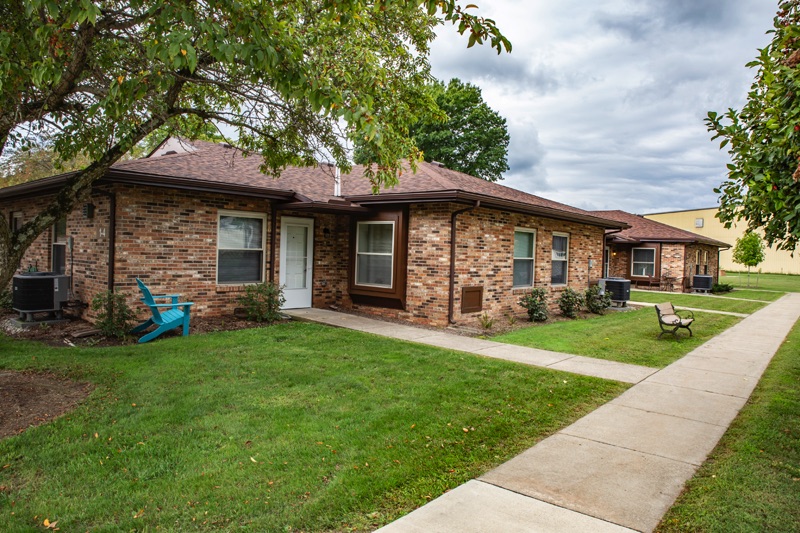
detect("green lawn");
top-left (629, 290), bottom-right (766, 314)
top-left (493, 309), bottom-right (741, 368)
top-left (721, 271), bottom-right (800, 292)
top-left (721, 289), bottom-right (785, 302)
top-left (657, 318), bottom-right (800, 532)
top-left (0, 323), bottom-right (628, 532)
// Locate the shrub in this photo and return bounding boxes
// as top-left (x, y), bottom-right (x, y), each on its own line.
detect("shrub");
top-left (238, 282), bottom-right (285, 323)
top-left (584, 284), bottom-right (612, 314)
top-left (712, 282), bottom-right (734, 293)
top-left (557, 287), bottom-right (584, 318)
top-left (478, 312), bottom-right (495, 331)
top-left (91, 290), bottom-right (137, 338)
top-left (0, 289), bottom-right (11, 311)
top-left (519, 288), bottom-right (548, 322)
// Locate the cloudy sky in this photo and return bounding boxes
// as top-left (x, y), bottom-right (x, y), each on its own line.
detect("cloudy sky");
top-left (428, 0), bottom-right (777, 214)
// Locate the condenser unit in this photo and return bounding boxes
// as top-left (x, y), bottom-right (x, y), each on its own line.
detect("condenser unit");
top-left (693, 275), bottom-right (714, 292)
top-left (12, 272), bottom-right (71, 321)
top-left (600, 278), bottom-right (631, 305)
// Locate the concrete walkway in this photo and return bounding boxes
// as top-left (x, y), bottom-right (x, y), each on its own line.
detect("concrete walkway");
top-left (285, 308), bottom-right (656, 384)
top-left (627, 301), bottom-right (750, 318)
top-left (371, 292), bottom-right (800, 533)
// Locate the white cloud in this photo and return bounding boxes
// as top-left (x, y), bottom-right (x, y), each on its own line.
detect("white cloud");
top-left (429, 0), bottom-right (776, 213)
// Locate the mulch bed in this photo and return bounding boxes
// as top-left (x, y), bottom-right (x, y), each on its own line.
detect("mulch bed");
top-left (0, 312), bottom-right (264, 441)
top-left (0, 370), bottom-right (93, 440)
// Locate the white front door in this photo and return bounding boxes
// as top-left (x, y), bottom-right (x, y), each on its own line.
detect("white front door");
top-left (280, 217), bottom-right (314, 309)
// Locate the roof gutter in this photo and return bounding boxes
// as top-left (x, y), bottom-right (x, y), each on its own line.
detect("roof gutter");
top-left (346, 190), bottom-right (627, 230)
top-left (449, 200), bottom-right (480, 324)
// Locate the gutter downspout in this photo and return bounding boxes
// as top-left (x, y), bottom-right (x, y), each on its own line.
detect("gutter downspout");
top-left (448, 200), bottom-right (480, 324)
top-left (95, 189), bottom-right (117, 292)
top-left (269, 204), bottom-right (277, 283)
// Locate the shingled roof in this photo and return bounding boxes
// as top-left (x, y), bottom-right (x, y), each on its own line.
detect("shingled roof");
top-left (593, 210), bottom-right (730, 248)
top-left (0, 139), bottom-right (627, 229)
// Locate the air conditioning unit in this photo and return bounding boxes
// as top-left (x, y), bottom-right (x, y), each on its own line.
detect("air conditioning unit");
top-left (693, 275), bottom-right (714, 292)
top-left (600, 278), bottom-right (631, 305)
top-left (12, 272), bottom-right (71, 321)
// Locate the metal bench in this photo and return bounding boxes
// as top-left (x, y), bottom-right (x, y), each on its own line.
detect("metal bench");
top-left (655, 302), bottom-right (694, 338)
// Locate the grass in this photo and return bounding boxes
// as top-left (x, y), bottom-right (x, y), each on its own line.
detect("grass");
top-left (493, 308), bottom-right (741, 368)
top-left (721, 271), bottom-right (800, 292)
top-left (719, 289), bottom-right (784, 302)
top-left (629, 290), bottom-right (766, 314)
top-left (0, 322), bottom-right (628, 532)
top-left (657, 318), bottom-right (800, 532)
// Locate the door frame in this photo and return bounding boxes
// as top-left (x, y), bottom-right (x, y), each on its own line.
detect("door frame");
top-left (279, 216), bottom-right (314, 309)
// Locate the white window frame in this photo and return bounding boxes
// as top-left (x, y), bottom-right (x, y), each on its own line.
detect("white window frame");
top-left (551, 232), bottom-right (569, 285)
top-left (216, 209), bottom-right (267, 285)
top-left (631, 247), bottom-right (657, 277)
top-left (513, 228), bottom-right (536, 288)
top-left (52, 218), bottom-right (68, 274)
top-left (354, 220), bottom-right (395, 288)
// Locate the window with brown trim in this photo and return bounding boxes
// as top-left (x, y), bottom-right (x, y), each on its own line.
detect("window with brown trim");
top-left (349, 209), bottom-right (407, 307)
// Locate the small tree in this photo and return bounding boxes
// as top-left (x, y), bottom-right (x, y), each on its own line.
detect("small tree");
top-left (732, 231), bottom-right (766, 287)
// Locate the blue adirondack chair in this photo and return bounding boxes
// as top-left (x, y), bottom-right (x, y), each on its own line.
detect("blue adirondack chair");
top-left (131, 278), bottom-right (194, 343)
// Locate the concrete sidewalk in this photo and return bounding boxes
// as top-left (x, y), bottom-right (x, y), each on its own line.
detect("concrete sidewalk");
top-left (373, 293), bottom-right (800, 532)
top-left (284, 308), bottom-right (656, 384)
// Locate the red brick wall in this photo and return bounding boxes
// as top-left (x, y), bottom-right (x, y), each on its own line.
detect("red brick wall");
top-left (344, 203), bottom-right (606, 328)
top-left (5, 190), bottom-right (608, 329)
top-left (1, 189), bottom-right (113, 315)
top-left (114, 184), bottom-right (275, 317)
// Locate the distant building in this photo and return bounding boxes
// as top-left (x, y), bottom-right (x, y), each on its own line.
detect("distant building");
top-left (644, 207), bottom-right (800, 275)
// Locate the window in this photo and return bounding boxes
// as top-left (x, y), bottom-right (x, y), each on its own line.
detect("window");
top-left (695, 218), bottom-right (704, 228)
top-left (603, 246), bottom-right (610, 278)
top-left (703, 250), bottom-right (709, 275)
top-left (10, 212), bottom-right (22, 232)
top-left (355, 221), bottom-right (395, 288)
top-left (217, 211), bottom-right (266, 283)
top-left (513, 229), bottom-right (536, 287)
top-left (551, 233), bottom-right (569, 285)
top-left (631, 247), bottom-right (656, 277)
top-left (52, 218), bottom-right (67, 275)
top-left (695, 249), bottom-right (701, 275)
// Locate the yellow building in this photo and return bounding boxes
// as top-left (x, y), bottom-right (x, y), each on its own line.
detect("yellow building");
top-left (644, 207), bottom-right (800, 275)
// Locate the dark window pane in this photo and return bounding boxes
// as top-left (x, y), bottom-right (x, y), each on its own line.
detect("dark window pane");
top-left (358, 223), bottom-right (394, 253)
top-left (218, 250), bottom-right (263, 283)
top-left (552, 260), bottom-right (567, 285)
top-left (513, 258), bottom-right (533, 287)
top-left (52, 244), bottom-right (66, 275)
top-left (356, 254), bottom-right (392, 286)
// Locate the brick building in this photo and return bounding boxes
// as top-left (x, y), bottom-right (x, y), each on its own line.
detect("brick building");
top-left (593, 210), bottom-right (730, 292)
top-left (1, 139), bottom-right (627, 328)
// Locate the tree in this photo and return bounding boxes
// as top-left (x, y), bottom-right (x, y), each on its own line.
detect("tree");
top-left (0, 0), bottom-right (510, 290)
top-left (706, 1), bottom-right (800, 252)
top-left (732, 231), bottom-right (766, 287)
top-left (355, 78), bottom-right (510, 181)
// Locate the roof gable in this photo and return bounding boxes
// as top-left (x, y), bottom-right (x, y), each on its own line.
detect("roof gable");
top-left (592, 209), bottom-right (729, 248)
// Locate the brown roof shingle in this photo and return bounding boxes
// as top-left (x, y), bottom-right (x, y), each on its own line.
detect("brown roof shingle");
top-left (592, 210), bottom-right (730, 248)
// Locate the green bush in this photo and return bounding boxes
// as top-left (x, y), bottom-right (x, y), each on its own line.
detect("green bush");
top-left (584, 284), bottom-right (612, 314)
top-left (91, 290), bottom-right (137, 338)
top-left (519, 288), bottom-right (548, 322)
top-left (557, 287), bottom-right (584, 318)
top-left (0, 289), bottom-right (11, 311)
top-left (238, 282), bottom-right (285, 323)
top-left (712, 282), bottom-right (734, 293)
